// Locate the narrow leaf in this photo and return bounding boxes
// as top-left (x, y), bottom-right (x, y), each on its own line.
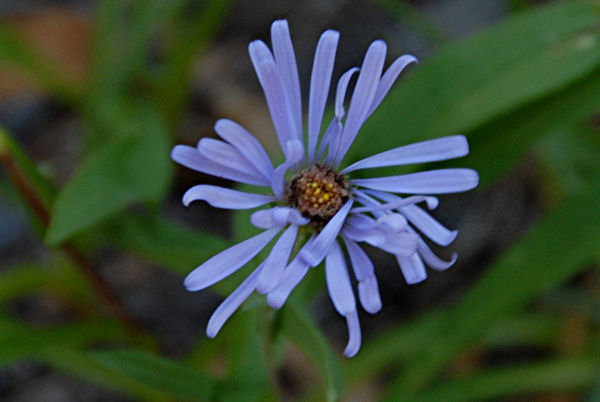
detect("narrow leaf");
top-left (91, 349), bottom-right (216, 401)
top-left (278, 301), bottom-right (343, 402)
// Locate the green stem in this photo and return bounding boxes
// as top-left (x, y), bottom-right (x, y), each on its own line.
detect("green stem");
top-left (0, 130), bottom-right (143, 336)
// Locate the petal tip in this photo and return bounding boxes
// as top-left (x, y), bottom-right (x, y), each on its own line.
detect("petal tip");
top-left (266, 293), bottom-right (285, 309)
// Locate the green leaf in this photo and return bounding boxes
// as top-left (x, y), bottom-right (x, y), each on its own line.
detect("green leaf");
top-left (536, 123), bottom-right (600, 197)
top-left (467, 70), bottom-right (600, 186)
top-left (350, 0), bottom-right (600, 183)
top-left (40, 348), bottom-right (164, 401)
top-left (102, 212), bottom-right (227, 275)
top-left (411, 358), bottom-right (600, 402)
top-left (0, 318), bottom-right (130, 368)
top-left (278, 301), bottom-right (343, 402)
top-left (91, 349), bottom-right (216, 401)
top-left (381, 189), bottom-right (600, 399)
top-left (0, 259), bottom-right (94, 305)
top-left (481, 313), bottom-right (562, 348)
top-left (46, 104), bottom-right (171, 245)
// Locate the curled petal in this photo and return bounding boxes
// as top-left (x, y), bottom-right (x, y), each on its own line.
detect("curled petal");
top-left (366, 190), bottom-right (457, 246)
top-left (335, 67), bottom-right (360, 119)
top-left (326, 241), bottom-right (356, 316)
top-left (343, 310), bottom-right (362, 358)
top-left (417, 237), bottom-right (457, 271)
top-left (214, 119), bottom-right (274, 179)
top-left (367, 54), bottom-right (418, 117)
top-left (358, 277), bottom-right (382, 314)
top-left (251, 206), bottom-right (309, 229)
top-left (183, 185), bottom-right (275, 209)
top-left (299, 199), bottom-right (354, 267)
top-left (171, 145), bottom-right (267, 186)
top-left (342, 236), bottom-right (382, 314)
top-left (308, 29), bottom-right (339, 162)
top-left (271, 20), bottom-right (302, 142)
top-left (396, 253), bottom-right (427, 285)
top-left (206, 263), bottom-right (263, 338)
top-left (352, 168), bottom-right (479, 194)
top-left (321, 68), bottom-right (358, 163)
top-left (184, 228), bottom-right (279, 291)
top-left (256, 224), bottom-right (299, 294)
top-left (342, 135), bottom-right (469, 174)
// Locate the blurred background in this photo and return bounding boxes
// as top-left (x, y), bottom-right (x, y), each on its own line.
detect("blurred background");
top-left (0, 0), bottom-right (599, 401)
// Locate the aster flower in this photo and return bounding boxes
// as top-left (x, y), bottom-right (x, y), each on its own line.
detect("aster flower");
top-left (171, 20), bottom-right (478, 357)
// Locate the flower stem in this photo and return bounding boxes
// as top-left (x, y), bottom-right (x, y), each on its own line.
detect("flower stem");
top-left (0, 133), bottom-right (143, 334)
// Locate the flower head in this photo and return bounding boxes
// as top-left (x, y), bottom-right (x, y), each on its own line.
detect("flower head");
top-left (172, 20), bottom-right (478, 357)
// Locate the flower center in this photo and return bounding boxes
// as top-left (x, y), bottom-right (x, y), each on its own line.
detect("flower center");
top-left (286, 164), bottom-right (350, 229)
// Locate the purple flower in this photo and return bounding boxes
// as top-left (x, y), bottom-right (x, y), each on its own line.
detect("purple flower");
top-left (172, 20), bottom-right (478, 357)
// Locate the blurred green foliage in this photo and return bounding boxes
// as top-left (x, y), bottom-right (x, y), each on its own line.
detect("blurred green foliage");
top-left (0, 0), bottom-right (599, 401)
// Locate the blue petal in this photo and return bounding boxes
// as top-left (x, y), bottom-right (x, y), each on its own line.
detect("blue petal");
top-left (171, 145), bottom-right (268, 186)
top-left (308, 29), bottom-right (339, 162)
top-left (251, 206), bottom-right (309, 229)
top-left (367, 54), bottom-right (418, 117)
top-left (271, 139), bottom-right (304, 200)
top-left (214, 119), bottom-right (274, 180)
top-left (352, 168), bottom-right (479, 194)
top-left (206, 262), bottom-right (263, 338)
top-left (332, 40), bottom-right (387, 166)
top-left (396, 253), bottom-right (427, 285)
top-left (266, 252), bottom-right (311, 309)
top-left (351, 195), bottom-right (437, 213)
top-left (342, 236), bottom-right (374, 282)
top-left (364, 190), bottom-right (458, 246)
top-left (249, 41), bottom-right (298, 153)
top-left (342, 135), bottom-right (469, 174)
top-left (271, 20), bottom-right (303, 143)
top-left (417, 237), bottom-right (457, 271)
top-left (325, 241), bottom-right (356, 316)
top-left (198, 138), bottom-right (265, 179)
top-left (343, 310), bottom-right (362, 358)
top-left (358, 277), bottom-right (382, 314)
top-left (299, 199), bottom-right (354, 267)
top-left (182, 185), bottom-right (275, 209)
top-left (335, 67), bottom-right (360, 119)
top-left (184, 228), bottom-right (279, 291)
top-left (256, 224), bottom-right (298, 294)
